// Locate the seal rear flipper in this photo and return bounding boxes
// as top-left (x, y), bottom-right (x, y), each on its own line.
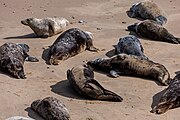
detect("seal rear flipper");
top-left (164, 35), bottom-right (180, 44)
top-left (86, 46), bottom-right (99, 52)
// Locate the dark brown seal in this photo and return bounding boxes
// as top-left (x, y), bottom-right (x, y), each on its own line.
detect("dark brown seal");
top-left (67, 65), bottom-right (123, 102)
top-left (49, 28), bottom-right (98, 65)
top-left (87, 54), bottom-right (171, 86)
top-left (31, 97), bottom-right (70, 120)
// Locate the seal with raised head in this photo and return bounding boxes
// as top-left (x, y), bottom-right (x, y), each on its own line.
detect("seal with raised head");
top-left (115, 35), bottom-right (148, 60)
top-left (0, 42), bottom-right (39, 79)
top-left (49, 28), bottom-right (99, 65)
top-left (5, 116), bottom-right (34, 120)
top-left (151, 72), bottom-right (180, 114)
top-left (87, 54), bottom-right (171, 86)
top-left (21, 17), bottom-right (69, 38)
top-left (31, 97), bottom-right (70, 120)
top-left (67, 65), bottom-right (123, 102)
top-left (128, 0), bottom-right (167, 25)
top-left (128, 20), bottom-right (180, 44)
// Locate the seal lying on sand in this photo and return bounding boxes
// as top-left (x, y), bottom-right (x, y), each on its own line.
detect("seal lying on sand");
top-left (49, 28), bottom-right (99, 65)
top-left (128, 0), bottom-right (167, 25)
top-left (87, 54), bottom-right (171, 86)
top-left (128, 20), bottom-right (180, 44)
top-left (31, 97), bottom-right (70, 120)
top-left (21, 17), bottom-right (69, 38)
top-left (0, 42), bottom-right (39, 79)
top-left (151, 72), bottom-right (180, 114)
top-left (115, 35), bottom-right (148, 59)
top-left (6, 116), bottom-right (34, 120)
top-left (67, 65), bottom-right (123, 102)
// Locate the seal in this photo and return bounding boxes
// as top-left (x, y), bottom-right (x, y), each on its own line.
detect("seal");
top-left (21, 17), bottom-right (69, 38)
top-left (67, 65), bottom-right (123, 102)
top-left (128, 0), bottom-right (167, 25)
top-left (151, 72), bottom-right (180, 114)
top-left (115, 35), bottom-right (148, 60)
top-left (5, 116), bottom-right (34, 120)
top-left (31, 97), bottom-right (70, 120)
top-left (49, 28), bottom-right (99, 65)
top-left (0, 42), bottom-right (39, 79)
top-left (128, 20), bottom-right (180, 44)
top-left (87, 54), bottom-right (171, 86)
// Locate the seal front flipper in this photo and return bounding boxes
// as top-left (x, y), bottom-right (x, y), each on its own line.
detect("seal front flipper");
top-left (25, 56), bottom-right (39, 62)
top-left (86, 46), bottom-right (99, 52)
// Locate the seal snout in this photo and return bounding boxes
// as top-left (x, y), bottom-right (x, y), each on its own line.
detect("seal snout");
top-left (155, 15), bottom-right (167, 25)
top-left (21, 19), bottom-right (29, 25)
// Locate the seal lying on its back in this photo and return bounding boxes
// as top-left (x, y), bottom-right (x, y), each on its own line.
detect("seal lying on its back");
top-left (128, 0), bottom-right (167, 25)
top-left (151, 72), bottom-right (180, 114)
top-left (6, 116), bottom-right (34, 120)
top-left (49, 28), bottom-right (99, 65)
top-left (115, 35), bottom-right (148, 59)
top-left (67, 65), bottom-right (123, 102)
top-left (0, 42), bottom-right (39, 79)
top-left (31, 97), bottom-right (70, 120)
top-left (21, 17), bottom-right (69, 38)
top-left (128, 20), bottom-right (180, 44)
top-left (87, 54), bottom-right (171, 86)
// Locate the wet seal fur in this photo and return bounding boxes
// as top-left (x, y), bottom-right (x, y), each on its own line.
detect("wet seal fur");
top-left (21, 17), bottom-right (69, 38)
top-left (31, 97), bottom-right (70, 120)
top-left (115, 35), bottom-right (148, 60)
top-left (128, 20), bottom-right (180, 44)
top-left (5, 116), bottom-right (34, 120)
top-left (87, 54), bottom-right (171, 86)
top-left (0, 42), bottom-right (39, 79)
top-left (67, 65), bottom-right (123, 102)
top-left (128, 0), bottom-right (167, 25)
top-left (151, 72), bottom-right (180, 114)
top-left (49, 28), bottom-right (99, 65)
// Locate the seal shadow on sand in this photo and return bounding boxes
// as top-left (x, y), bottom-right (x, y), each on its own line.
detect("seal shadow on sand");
top-left (42, 47), bottom-right (51, 65)
top-left (3, 33), bottom-right (38, 39)
top-left (50, 80), bottom-right (85, 100)
top-left (25, 107), bottom-right (44, 120)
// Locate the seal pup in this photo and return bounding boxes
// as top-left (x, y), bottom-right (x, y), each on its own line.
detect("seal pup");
top-left (21, 17), bottom-right (69, 38)
top-left (115, 35), bottom-right (148, 60)
top-left (151, 72), bottom-right (180, 114)
top-left (128, 20), bottom-right (180, 44)
top-left (0, 42), bottom-right (39, 79)
top-left (49, 28), bottom-right (99, 65)
top-left (31, 97), bottom-right (70, 120)
top-left (87, 54), bottom-right (171, 86)
top-left (128, 0), bottom-right (167, 25)
top-left (67, 65), bottom-right (123, 102)
top-left (5, 116), bottom-right (34, 120)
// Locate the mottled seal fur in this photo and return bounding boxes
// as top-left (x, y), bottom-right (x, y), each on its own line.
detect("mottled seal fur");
top-left (5, 116), bottom-right (34, 120)
top-left (67, 65), bottom-right (123, 102)
top-left (128, 20), bottom-right (180, 44)
top-left (128, 0), bottom-right (167, 25)
top-left (151, 72), bottom-right (180, 114)
top-left (21, 17), bottom-right (69, 38)
top-left (87, 54), bottom-right (171, 86)
top-left (115, 35), bottom-right (148, 59)
top-left (0, 42), bottom-right (39, 79)
top-left (31, 97), bottom-right (70, 120)
top-left (49, 28), bottom-right (98, 65)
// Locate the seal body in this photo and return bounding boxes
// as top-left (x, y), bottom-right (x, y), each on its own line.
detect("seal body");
top-left (49, 28), bottom-right (98, 65)
top-left (5, 116), bottom-right (34, 120)
top-left (115, 35), bottom-right (148, 59)
top-left (151, 72), bottom-right (180, 114)
top-left (129, 0), bottom-right (167, 25)
top-left (128, 20), bottom-right (180, 44)
top-left (31, 97), bottom-right (70, 120)
top-left (67, 65), bottom-right (123, 102)
top-left (87, 54), bottom-right (171, 86)
top-left (0, 42), bottom-right (38, 79)
top-left (21, 17), bottom-right (69, 38)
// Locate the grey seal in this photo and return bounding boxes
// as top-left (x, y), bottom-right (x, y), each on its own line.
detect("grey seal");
top-left (87, 54), bottom-right (171, 86)
top-left (21, 17), bottom-right (69, 38)
top-left (5, 116), bottom-right (34, 120)
top-left (67, 65), bottom-right (123, 102)
top-left (31, 97), bottom-right (70, 120)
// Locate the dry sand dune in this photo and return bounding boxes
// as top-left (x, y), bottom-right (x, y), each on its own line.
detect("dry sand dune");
top-left (0, 0), bottom-right (180, 119)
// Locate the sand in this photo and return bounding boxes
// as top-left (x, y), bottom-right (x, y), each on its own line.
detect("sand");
top-left (0, 0), bottom-right (180, 119)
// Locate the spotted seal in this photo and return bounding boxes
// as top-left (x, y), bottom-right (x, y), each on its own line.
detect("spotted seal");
top-left (115, 35), bottom-right (148, 59)
top-left (31, 97), bottom-right (70, 120)
top-left (128, 20), bottom-right (180, 44)
top-left (5, 116), bottom-right (34, 120)
top-left (87, 54), bottom-right (171, 86)
top-left (21, 17), bottom-right (69, 38)
top-left (0, 42), bottom-right (39, 79)
top-left (49, 28), bottom-right (99, 65)
top-left (67, 65), bottom-right (123, 102)
top-left (128, 0), bottom-right (167, 25)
